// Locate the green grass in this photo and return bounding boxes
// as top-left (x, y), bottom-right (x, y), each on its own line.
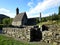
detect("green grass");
top-left (0, 34), bottom-right (29, 45)
top-left (0, 34), bottom-right (53, 45)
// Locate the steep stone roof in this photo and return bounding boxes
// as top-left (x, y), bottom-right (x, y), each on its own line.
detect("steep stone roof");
top-left (13, 12), bottom-right (27, 22)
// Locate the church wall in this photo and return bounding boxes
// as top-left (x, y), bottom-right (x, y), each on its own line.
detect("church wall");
top-left (12, 21), bottom-right (21, 26)
top-left (22, 17), bottom-right (27, 25)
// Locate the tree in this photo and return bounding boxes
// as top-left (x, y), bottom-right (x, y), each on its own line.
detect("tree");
top-left (52, 13), bottom-right (59, 20)
top-left (3, 18), bottom-right (13, 26)
top-left (58, 6), bottom-right (60, 15)
top-left (41, 17), bottom-right (47, 22)
top-left (36, 18), bottom-right (39, 23)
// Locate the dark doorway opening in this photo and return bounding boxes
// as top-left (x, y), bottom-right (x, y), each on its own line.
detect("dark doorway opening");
top-left (30, 28), bottom-right (42, 42)
top-left (42, 25), bottom-right (48, 31)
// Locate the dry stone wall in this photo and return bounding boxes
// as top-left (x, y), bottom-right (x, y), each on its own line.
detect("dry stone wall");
top-left (2, 24), bottom-right (60, 43)
top-left (2, 26), bottom-right (33, 41)
top-left (42, 24), bottom-right (60, 44)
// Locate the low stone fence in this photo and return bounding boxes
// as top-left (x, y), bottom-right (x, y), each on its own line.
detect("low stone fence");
top-left (42, 24), bottom-right (60, 43)
top-left (3, 27), bottom-right (30, 41)
top-left (2, 26), bottom-right (42, 42)
top-left (2, 24), bottom-right (60, 43)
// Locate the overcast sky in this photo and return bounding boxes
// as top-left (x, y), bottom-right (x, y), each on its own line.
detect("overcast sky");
top-left (0, 0), bottom-right (60, 18)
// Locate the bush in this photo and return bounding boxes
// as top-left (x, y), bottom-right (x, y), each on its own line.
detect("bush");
top-left (3, 18), bottom-right (13, 26)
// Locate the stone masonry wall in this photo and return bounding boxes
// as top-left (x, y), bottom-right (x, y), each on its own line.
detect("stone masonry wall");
top-left (2, 24), bottom-right (60, 44)
top-left (42, 24), bottom-right (60, 44)
top-left (2, 26), bottom-right (32, 42)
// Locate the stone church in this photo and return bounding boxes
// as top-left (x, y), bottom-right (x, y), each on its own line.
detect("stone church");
top-left (12, 8), bottom-right (41, 27)
top-left (12, 8), bottom-right (28, 27)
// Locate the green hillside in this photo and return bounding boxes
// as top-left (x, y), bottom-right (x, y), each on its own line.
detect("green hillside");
top-left (37, 14), bottom-right (60, 26)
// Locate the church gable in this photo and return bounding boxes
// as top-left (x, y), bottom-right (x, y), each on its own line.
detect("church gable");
top-left (12, 8), bottom-right (28, 27)
top-left (13, 12), bottom-right (26, 22)
top-left (12, 12), bottom-right (28, 27)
